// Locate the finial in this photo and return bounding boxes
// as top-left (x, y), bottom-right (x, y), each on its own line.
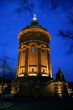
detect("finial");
top-left (33, 14), bottom-right (37, 21)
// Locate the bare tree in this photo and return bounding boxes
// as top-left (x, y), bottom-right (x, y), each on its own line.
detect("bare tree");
top-left (15, 0), bottom-right (73, 53)
top-left (0, 55), bottom-right (15, 104)
top-left (15, 0), bottom-right (35, 13)
top-left (58, 11), bottom-right (73, 53)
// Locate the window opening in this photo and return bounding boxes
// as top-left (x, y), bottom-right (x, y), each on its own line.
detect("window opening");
top-left (31, 48), bottom-right (35, 53)
top-left (43, 69), bottom-right (45, 73)
top-left (32, 68), bottom-right (34, 72)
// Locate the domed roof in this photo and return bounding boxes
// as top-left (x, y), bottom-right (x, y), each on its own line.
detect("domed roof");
top-left (22, 14), bottom-right (47, 31)
top-left (18, 15), bottom-right (50, 42)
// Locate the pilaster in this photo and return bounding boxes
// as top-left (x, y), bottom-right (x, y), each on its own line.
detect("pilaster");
top-left (38, 47), bottom-right (41, 76)
top-left (25, 47), bottom-right (28, 76)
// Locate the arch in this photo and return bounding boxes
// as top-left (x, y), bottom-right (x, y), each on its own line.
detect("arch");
top-left (41, 44), bottom-right (46, 48)
top-left (29, 43), bottom-right (37, 47)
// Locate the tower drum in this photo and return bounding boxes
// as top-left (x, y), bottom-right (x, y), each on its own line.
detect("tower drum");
top-left (17, 15), bottom-right (52, 77)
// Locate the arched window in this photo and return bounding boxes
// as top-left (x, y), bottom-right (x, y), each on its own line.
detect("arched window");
top-left (31, 48), bottom-right (35, 53)
top-left (30, 43), bottom-right (36, 54)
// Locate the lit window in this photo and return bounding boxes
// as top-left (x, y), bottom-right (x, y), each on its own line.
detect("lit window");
top-left (22, 69), bottom-right (24, 73)
top-left (31, 48), bottom-right (35, 53)
top-left (43, 69), bottom-right (45, 73)
top-left (32, 68), bottom-right (34, 72)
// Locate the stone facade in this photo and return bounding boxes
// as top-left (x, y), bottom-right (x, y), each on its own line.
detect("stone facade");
top-left (11, 15), bottom-right (68, 98)
top-left (17, 15), bottom-right (52, 77)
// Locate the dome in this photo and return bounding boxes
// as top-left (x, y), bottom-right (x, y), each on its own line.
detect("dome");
top-left (18, 15), bottom-right (50, 43)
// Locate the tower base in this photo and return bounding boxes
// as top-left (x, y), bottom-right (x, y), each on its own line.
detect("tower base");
top-left (11, 76), bottom-right (68, 98)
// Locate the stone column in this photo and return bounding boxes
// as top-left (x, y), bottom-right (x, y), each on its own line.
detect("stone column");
top-left (25, 47), bottom-right (28, 76)
top-left (38, 47), bottom-right (41, 76)
top-left (47, 48), bottom-right (51, 77)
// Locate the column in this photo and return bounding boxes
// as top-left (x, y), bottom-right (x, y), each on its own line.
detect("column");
top-left (25, 47), bottom-right (28, 76)
top-left (47, 48), bottom-right (51, 77)
top-left (38, 47), bottom-right (41, 76)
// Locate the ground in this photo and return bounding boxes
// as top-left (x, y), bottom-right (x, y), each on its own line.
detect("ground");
top-left (0, 96), bottom-right (73, 110)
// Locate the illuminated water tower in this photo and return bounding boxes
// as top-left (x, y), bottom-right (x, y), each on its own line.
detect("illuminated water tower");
top-left (17, 15), bottom-right (52, 77)
top-left (11, 15), bottom-right (68, 97)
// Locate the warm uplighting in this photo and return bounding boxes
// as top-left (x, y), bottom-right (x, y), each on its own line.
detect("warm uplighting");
top-left (17, 15), bottom-right (52, 78)
top-left (19, 74), bottom-right (24, 77)
top-left (42, 74), bottom-right (49, 76)
top-left (18, 28), bottom-right (50, 41)
top-left (28, 73), bottom-right (37, 76)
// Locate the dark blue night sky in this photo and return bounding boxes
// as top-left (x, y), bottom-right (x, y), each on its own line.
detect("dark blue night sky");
top-left (0, 0), bottom-right (73, 82)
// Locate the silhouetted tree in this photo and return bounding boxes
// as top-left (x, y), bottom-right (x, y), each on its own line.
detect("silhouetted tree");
top-left (15, 0), bottom-right (73, 53)
top-left (0, 54), bottom-right (15, 104)
top-left (58, 12), bottom-right (73, 53)
top-left (15, 0), bottom-right (35, 13)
